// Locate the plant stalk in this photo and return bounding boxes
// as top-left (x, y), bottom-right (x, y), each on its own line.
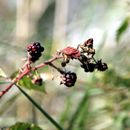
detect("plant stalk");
top-left (16, 84), bottom-right (64, 130)
top-left (67, 91), bottom-right (89, 130)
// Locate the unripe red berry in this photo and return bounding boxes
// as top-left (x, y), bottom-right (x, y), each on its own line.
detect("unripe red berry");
top-left (32, 75), bottom-right (43, 86)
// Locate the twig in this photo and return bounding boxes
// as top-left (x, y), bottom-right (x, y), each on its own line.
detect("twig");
top-left (48, 62), bottom-right (64, 74)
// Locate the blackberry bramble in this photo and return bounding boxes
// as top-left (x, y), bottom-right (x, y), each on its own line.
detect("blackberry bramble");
top-left (27, 42), bottom-right (44, 62)
top-left (0, 38), bottom-right (109, 99)
top-left (78, 38), bottom-right (108, 73)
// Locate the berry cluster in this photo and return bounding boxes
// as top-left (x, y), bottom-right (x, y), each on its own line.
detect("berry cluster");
top-left (60, 71), bottom-right (77, 87)
top-left (58, 38), bottom-right (108, 87)
top-left (27, 42), bottom-right (44, 62)
top-left (78, 38), bottom-right (108, 72)
top-left (80, 58), bottom-right (108, 72)
top-left (0, 38), bottom-right (108, 98)
top-left (26, 38), bottom-right (107, 88)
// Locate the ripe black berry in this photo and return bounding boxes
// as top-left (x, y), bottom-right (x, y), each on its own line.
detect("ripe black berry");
top-left (61, 61), bottom-right (66, 67)
top-left (81, 63), bottom-right (95, 72)
top-left (96, 60), bottom-right (108, 71)
top-left (27, 42), bottom-right (44, 62)
top-left (60, 71), bottom-right (77, 87)
top-left (61, 59), bottom-right (70, 67)
top-left (79, 54), bottom-right (88, 62)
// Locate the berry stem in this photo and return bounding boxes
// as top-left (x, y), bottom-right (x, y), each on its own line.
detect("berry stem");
top-left (48, 62), bottom-right (64, 74)
top-left (92, 56), bottom-right (97, 63)
top-left (33, 55), bottom-right (63, 70)
top-left (0, 82), bottom-right (15, 98)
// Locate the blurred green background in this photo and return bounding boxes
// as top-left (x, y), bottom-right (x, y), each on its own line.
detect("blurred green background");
top-left (0, 0), bottom-right (130, 130)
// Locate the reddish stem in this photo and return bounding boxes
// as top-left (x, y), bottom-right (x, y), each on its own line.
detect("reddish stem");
top-left (0, 55), bottom-right (63, 98)
top-left (0, 82), bottom-right (15, 98)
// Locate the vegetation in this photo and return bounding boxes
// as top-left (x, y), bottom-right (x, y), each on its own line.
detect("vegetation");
top-left (0, 0), bottom-right (130, 130)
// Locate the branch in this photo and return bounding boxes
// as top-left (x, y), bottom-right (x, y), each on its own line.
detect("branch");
top-left (0, 55), bottom-right (63, 98)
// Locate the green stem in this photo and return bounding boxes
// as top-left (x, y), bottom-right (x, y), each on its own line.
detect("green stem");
top-left (78, 102), bottom-right (89, 129)
top-left (67, 91), bottom-right (89, 130)
top-left (16, 84), bottom-right (64, 130)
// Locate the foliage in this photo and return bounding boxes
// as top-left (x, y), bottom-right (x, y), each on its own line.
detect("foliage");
top-left (116, 18), bottom-right (129, 42)
top-left (0, 1), bottom-right (130, 130)
top-left (9, 122), bottom-right (42, 130)
top-left (18, 75), bottom-right (46, 92)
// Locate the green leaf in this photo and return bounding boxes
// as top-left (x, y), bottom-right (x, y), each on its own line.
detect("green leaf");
top-left (0, 68), bottom-right (7, 78)
top-left (18, 75), bottom-right (46, 93)
top-left (116, 18), bottom-right (129, 42)
top-left (10, 71), bottom-right (46, 93)
top-left (9, 122), bottom-right (43, 130)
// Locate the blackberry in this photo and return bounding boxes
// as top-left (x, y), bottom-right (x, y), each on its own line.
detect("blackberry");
top-left (60, 71), bottom-right (77, 87)
top-left (87, 63), bottom-right (95, 72)
top-left (27, 42), bottom-right (44, 62)
top-left (61, 61), bottom-right (66, 67)
top-left (96, 60), bottom-right (108, 71)
top-left (61, 59), bottom-right (70, 67)
top-left (81, 63), bottom-right (95, 72)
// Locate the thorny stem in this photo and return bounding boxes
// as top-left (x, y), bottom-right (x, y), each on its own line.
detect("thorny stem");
top-left (34, 56), bottom-right (63, 70)
top-left (0, 55), bottom-right (63, 98)
top-left (0, 69), bottom-right (30, 98)
top-left (0, 82), bottom-right (15, 98)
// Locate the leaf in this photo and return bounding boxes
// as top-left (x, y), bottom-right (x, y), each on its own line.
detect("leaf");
top-left (116, 18), bottom-right (129, 42)
top-left (10, 71), bottom-right (46, 93)
top-left (18, 75), bottom-right (46, 93)
top-left (9, 122), bottom-right (43, 130)
top-left (0, 68), bottom-right (7, 78)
